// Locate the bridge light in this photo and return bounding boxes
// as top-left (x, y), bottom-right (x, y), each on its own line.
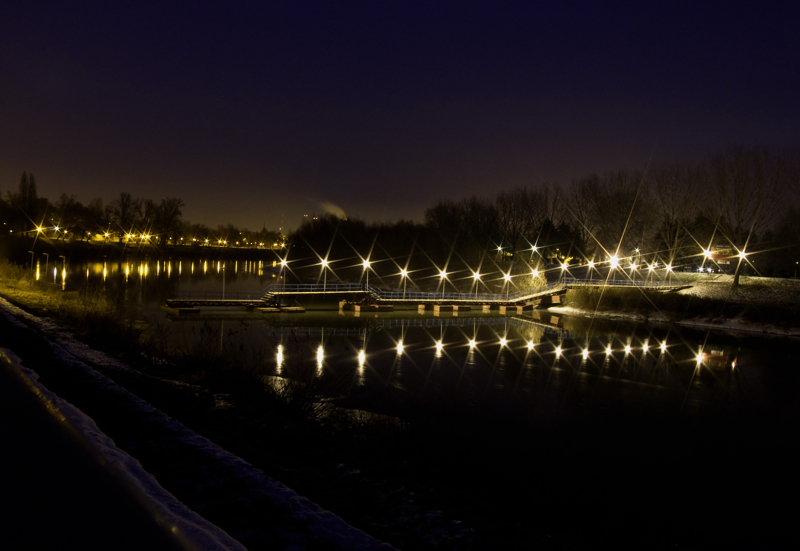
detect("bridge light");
top-left (473, 272), bottom-right (481, 280)
top-left (606, 346), bottom-right (612, 356)
top-left (582, 349), bottom-right (589, 359)
top-left (469, 339), bottom-right (477, 349)
top-left (660, 342), bottom-right (667, 352)
top-left (738, 250), bottom-right (747, 259)
top-left (555, 346), bottom-right (562, 357)
top-left (666, 264), bottom-right (673, 272)
top-left (440, 271), bottom-right (447, 279)
top-left (280, 259), bottom-right (287, 267)
top-left (588, 261), bottom-right (594, 268)
top-left (397, 341), bottom-right (403, 354)
top-left (363, 260), bottom-right (370, 268)
top-left (500, 337), bottom-right (507, 347)
top-left (400, 269), bottom-right (408, 277)
top-left (560, 263), bottom-right (567, 271)
top-left (321, 259), bottom-right (328, 267)
top-left (527, 341), bottom-right (534, 350)
top-left (531, 269), bottom-right (539, 277)
top-left (358, 350), bottom-right (366, 367)
top-left (624, 345), bottom-right (631, 354)
top-left (609, 255), bottom-right (619, 269)
top-left (642, 343), bottom-right (649, 353)
top-left (504, 273), bottom-right (511, 281)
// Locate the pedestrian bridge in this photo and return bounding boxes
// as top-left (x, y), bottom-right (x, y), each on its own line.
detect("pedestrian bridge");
top-left (261, 277), bottom-right (686, 305)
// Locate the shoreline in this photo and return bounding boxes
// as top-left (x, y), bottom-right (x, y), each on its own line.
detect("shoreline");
top-left (549, 304), bottom-right (800, 338)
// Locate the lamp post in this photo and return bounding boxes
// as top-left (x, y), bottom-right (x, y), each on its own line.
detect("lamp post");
top-left (439, 271), bottom-right (447, 301)
top-left (280, 259), bottom-right (287, 285)
top-left (321, 259), bottom-right (328, 292)
top-left (504, 273), bottom-right (511, 300)
top-left (400, 269), bottom-right (408, 299)
top-left (363, 260), bottom-right (371, 290)
top-left (473, 272), bottom-right (481, 298)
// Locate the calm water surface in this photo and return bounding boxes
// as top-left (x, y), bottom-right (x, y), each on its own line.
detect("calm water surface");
top-left (51, 257), bottom-right (799, 425)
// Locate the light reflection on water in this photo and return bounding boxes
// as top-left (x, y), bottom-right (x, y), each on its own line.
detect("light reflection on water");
top-left (63, 257), bottom-right (800, 425)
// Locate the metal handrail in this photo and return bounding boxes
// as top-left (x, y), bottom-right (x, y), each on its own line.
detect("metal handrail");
top-left (562, 278), bottom-right (678, 287)
top-left (175, 290), bottom-right (266, 300)
top-left (261, 282), bottom-right (561, 302)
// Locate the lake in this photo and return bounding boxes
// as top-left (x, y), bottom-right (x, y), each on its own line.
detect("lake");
top-left (51, 257), bottom-right (798, 426)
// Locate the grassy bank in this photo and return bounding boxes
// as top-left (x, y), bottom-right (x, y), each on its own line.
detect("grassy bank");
top-left (564, 283), bottom-right (800, 326)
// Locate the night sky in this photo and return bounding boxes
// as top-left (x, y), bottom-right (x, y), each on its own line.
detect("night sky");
top-left (2, 2), bottom-right (799, 231)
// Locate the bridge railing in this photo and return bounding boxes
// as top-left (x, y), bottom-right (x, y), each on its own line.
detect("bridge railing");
top-left (174, 290), bottom-right (267, 300)
top-left (562, 278), bottom-right (677, 287)
top-left (262, 282), bottom-right (561, 302)
top-left (262, 283), bottom-right (368, 294)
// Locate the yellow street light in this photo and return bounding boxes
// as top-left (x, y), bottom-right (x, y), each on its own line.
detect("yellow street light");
top-left (363, 260), bottom-right (371, 288)
top-left (400, 269), bottom-right (408, 297)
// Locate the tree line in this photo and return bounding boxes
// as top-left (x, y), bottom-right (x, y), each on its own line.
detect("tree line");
top-left (1, 177), bottom-right (282, 248)
top-left (3, 144), bottom-right (799, 278)
top-left (293, 144), bottom-right (800, 279)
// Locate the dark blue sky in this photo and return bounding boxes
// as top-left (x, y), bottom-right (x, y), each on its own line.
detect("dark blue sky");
top-left (2, 2), bottom-right (799, 230)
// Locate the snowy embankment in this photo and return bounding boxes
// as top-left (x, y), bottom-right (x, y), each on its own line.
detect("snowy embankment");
top-left (0, 297), bottom-right (395, 551)
top-left (553, 273), bottom-right (800, 337)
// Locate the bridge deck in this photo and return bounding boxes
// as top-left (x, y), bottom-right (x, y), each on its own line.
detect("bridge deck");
top-left (166, 279), bottom-right (689, 308)
top-left (261, 279), bottom-right (687, 304)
